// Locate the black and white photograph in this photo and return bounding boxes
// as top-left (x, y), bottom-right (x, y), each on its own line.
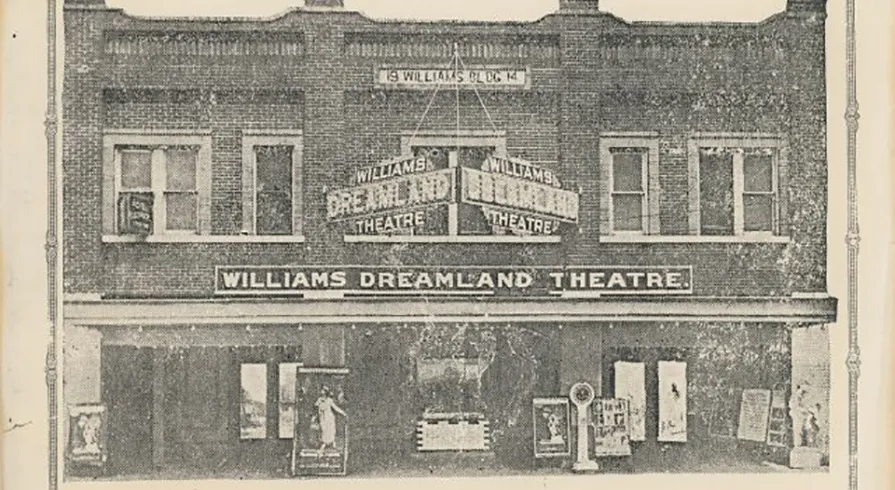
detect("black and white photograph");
top-left (0, 0), bottom-right (891, 489)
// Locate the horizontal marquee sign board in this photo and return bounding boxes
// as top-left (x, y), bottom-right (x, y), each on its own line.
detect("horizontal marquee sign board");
top-left (215, 266), bottom-right (693, 297)
top-left (376, 67), bottom-right (529, 89)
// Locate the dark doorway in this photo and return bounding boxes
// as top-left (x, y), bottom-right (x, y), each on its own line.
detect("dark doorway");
top-left (102, 345), bottom-right (154, 475)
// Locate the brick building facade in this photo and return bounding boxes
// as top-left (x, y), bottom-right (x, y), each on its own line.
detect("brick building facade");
top-left (62, 0), bottom-right (836, 478)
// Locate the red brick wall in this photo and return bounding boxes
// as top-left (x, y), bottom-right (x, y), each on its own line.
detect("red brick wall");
top-left (62, 8), bottom-right (829, 298)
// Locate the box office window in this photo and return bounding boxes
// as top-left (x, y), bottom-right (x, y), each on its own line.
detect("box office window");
top-left (241, 133), bottom-right (303, 236)
top-left (103, 134), bottom-right (212, 237)
top-left (599, 135), bottom-right (660, 235)
top-left (688, 138), bottom-right (784, 236)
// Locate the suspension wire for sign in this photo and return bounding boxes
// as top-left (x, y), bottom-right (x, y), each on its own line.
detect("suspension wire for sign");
top-left (455, 42), bottom-right (461, 157)
top-left (408, 54), bottom-right (456, 143)
top-left (457, 49), bottom-right (499, 133)
top-left (408, 42), bottom-right (501, 158)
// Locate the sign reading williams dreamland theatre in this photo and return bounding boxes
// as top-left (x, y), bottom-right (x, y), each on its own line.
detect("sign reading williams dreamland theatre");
top-left (376, 67), bottom-right (529, 89)
top-left (215, 266), bottom-right (693, 297)
top-left (326, 151), bottom-right (579, 237)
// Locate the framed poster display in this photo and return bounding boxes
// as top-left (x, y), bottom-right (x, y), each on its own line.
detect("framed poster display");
top-left (613, 361), bottom-right (646, 441)
top-left (737, 389), bottom-right (772, 442)
top-left (657, 361), bottom-right (687, 442)
top-left (66, 404), bottom-right (108, 470)
top-left (532, 398), bottom-right (571, 458)
top-left (592, 398), bottom-right (632, 457)
top-left (292, 367), bottom-right (350, 477)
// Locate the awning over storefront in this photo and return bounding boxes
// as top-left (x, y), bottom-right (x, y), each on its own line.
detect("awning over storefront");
top-left (63, 295), bottom-right (837, 325)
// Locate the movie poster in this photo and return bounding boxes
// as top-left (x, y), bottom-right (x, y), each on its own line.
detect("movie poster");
top-left (67, 404), bottom-right (108, 468)
top-left (657, 361), bottom-right (687, 442)
top-left (532, 398), bottom-right (571, 458)
top-left (614, 361), bottom-right (646, 441)
top-left (292, 367), bottom-right (350, 477)
top-left (592, 398), bottom-right (632, 457)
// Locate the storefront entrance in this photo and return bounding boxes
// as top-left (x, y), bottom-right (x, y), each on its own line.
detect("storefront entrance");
top-left (101, 344), bottom-right (301, 477)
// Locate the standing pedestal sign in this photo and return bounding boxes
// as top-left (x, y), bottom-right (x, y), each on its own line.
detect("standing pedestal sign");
top-left (569, 382), bottom-right (600, 472)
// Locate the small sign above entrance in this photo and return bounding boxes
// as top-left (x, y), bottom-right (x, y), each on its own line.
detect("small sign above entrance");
top-left (376, 67), bottom-right (529, 89)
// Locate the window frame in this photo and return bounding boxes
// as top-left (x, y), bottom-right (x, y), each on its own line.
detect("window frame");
top-left (103, 131), bottom-right (212, 237)
top-left (599, 133), bottom-right (661, 236)
top-left (241, 130), bottom-right (304, 237)
top-left (687, 135), bottom-right (787, 237)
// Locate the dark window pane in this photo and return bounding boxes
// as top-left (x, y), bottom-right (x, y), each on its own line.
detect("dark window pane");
top-left (613, 194), bottom-right (643, 232)
top-left (165, 148), bottom-right (197, 191)
top-left (165, 193), bottom-right (197, 231)
top-left (699, 153), bottom-right (734, 235)
top-left (412, 147), bottom-right (449, 169)
top-left (744, 195), bottom-right (774, 232)
top-left (458, 147), bottom-right (495, 167)
top-left (612, 150), bottom-right (644, 192)
top-left (256, 146), bottom-right (293, 235)
top-left (744, 154), bottom-right (773, 192)
top-left (121, 150), bottom-right (152, 189)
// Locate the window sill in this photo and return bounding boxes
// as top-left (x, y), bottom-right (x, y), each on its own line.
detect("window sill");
top-left (102, 235), bottom-right (306, 244)
top-left (344, 235), bottom-right (562, 244)
top-left (600, 235), bottom-right (791, 244)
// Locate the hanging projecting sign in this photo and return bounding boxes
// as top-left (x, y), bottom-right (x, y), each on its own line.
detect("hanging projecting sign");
top-left (376, 67), bottom-right (529, 89)
top-left (215, 265), bottom-right (693, 297)
top-left (327, 150), bottom-right (579, 237)
top-left (462, 156), bottom-right (580, 227)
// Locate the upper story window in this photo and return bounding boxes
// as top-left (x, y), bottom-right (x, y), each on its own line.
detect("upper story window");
top-left (688, 136), bottom-right (786, 237)
top-left (599, 134), bottom-right (660, 236)
top-left (103, 132), bottom-right (212, 238)
top-left (241, 132), bottom-right (304, 237)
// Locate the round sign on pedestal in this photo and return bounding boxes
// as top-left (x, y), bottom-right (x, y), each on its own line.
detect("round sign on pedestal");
top-left (569, 382), bottom-right (599, 473)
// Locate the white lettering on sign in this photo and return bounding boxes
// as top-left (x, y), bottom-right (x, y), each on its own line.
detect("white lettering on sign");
top-left (327, 169), bottom-right (454, 220)
top-left (355, 155), bottom-right (430, 186)
top-left (377, 68), bottom-right (528, 89)
top-left (354, 211), bottom-right (426, 235)
top-left (482, 207), bottom-right (559, 235)
top-left (483, 156), bottom-right (561, 188)
top-left (546, 271), bottom-right (689, 291)
top-left (461, 167), bottom-right (579, 223)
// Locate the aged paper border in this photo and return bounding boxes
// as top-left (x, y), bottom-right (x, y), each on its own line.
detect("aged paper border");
top-left (8, 0), bottom-right (876, 488)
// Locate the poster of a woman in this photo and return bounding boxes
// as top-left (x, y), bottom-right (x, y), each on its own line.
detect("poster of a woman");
top-left (315, 386), bottom-right (347, 451)
top-left (293, 368), bottom-right (350, 477)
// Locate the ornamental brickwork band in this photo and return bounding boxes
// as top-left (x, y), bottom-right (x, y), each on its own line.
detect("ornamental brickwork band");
top-left (60, 0), bottom-right (836, 480)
